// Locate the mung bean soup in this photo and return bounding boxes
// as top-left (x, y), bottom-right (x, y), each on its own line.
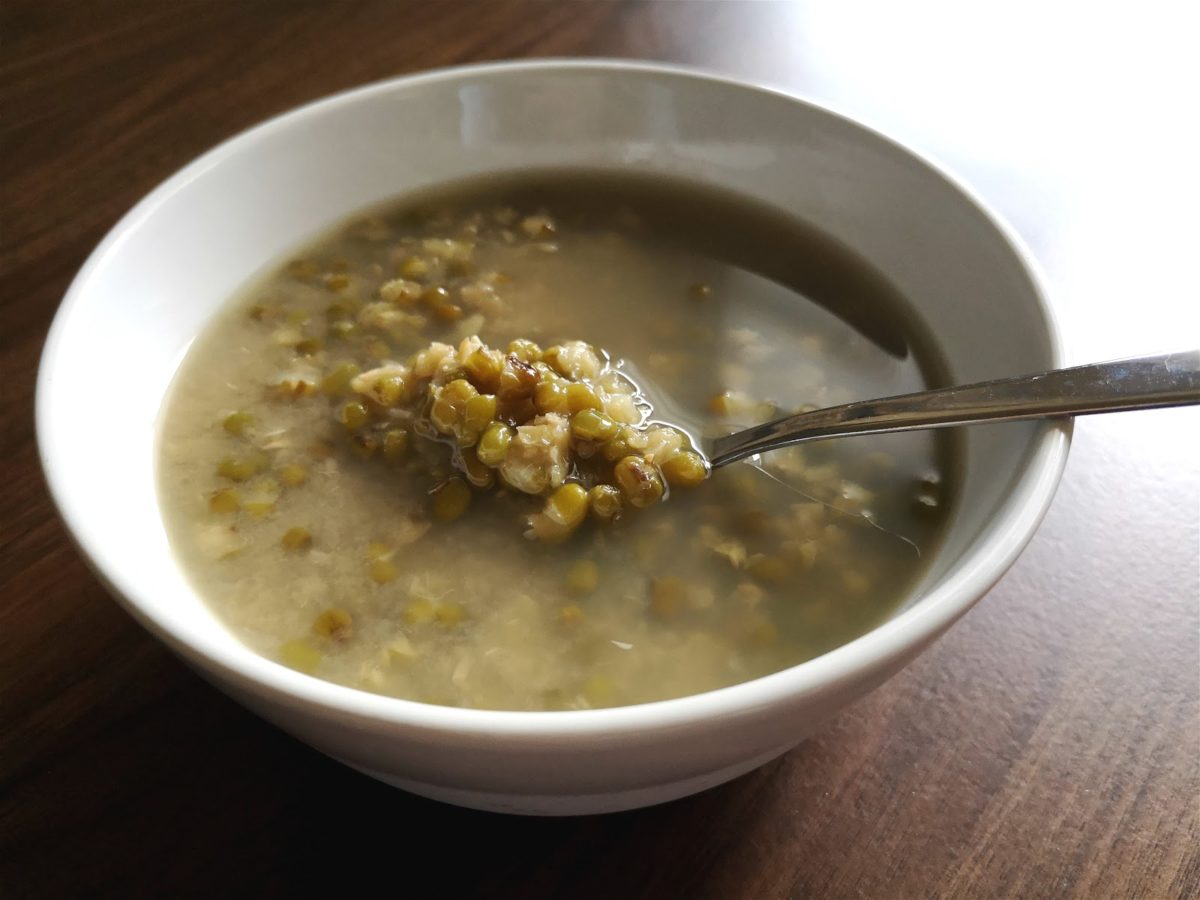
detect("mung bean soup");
top-left (158, 172), bottom-right (958, 711)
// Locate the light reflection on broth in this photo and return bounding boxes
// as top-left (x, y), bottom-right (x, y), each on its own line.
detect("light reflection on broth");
top-left (157, 171), bottom-right (958, 710)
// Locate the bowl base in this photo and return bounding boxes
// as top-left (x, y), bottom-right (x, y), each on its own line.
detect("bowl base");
top-left (337, 741), bottom-right (797, 816)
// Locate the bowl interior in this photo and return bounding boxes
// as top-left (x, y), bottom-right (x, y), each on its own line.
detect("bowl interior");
top-left (38, 62), bottom-right (1063, 717)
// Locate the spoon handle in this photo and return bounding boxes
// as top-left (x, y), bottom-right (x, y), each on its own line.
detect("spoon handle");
top-left (708, 350), bottom-right (1200, 468)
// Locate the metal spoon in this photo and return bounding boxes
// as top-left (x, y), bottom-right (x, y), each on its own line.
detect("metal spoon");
top-left (708, 350), bottom-right (1200, 468)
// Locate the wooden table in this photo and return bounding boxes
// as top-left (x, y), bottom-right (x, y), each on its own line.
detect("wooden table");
top-left (3, 2), bottom-right (1197, 896)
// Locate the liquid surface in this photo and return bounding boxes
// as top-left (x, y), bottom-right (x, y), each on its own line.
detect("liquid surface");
top-left (158, 172), bottom-right (956, 711)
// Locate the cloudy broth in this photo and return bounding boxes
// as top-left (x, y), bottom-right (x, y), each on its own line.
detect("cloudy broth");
top-left (158, 171), bottom-right (957, 711)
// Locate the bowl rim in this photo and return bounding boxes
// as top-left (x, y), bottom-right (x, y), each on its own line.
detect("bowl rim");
top-left (36, 57), bottom-right (1070, 740)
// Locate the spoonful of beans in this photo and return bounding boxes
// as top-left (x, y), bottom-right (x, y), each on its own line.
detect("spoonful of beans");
top-left (347, 340), bottom-right (1199, 541)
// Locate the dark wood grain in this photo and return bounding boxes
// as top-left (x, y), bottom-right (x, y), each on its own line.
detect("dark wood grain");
top-left (2, 2), bottom-right (1197, 898)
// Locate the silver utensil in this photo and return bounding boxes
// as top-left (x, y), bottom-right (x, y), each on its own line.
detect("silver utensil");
top-left (709, 350), bottom-right (1200, 468)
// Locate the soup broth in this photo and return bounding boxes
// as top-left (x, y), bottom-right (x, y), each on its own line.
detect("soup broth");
top-left (158, 172), bottom-right (957, 711)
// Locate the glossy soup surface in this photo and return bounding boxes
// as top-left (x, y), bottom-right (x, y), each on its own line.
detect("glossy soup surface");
top-left (158, 172), bottom-right (957, 711)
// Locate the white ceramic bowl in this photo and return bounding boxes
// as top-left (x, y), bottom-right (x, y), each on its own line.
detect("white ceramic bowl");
top-left (37, 60), bottom-right (1068, 815)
